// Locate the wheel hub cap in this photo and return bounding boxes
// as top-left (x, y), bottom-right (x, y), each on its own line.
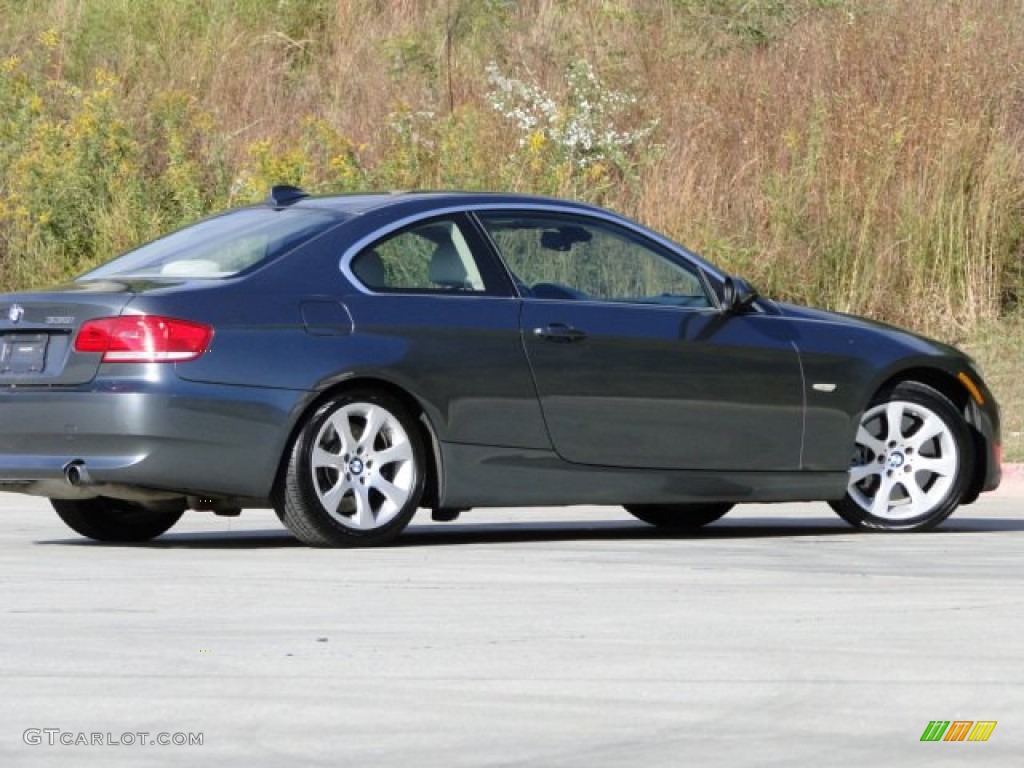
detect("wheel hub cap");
top-left (348, 457), bottom-right (365, 475)
top-left (886, 452), bottom-right (905, 469)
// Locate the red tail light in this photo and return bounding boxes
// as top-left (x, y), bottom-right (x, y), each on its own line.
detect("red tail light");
top-left (74, 316), bottom-right (213, 363)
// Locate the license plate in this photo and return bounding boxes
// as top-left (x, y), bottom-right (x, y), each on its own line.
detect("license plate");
top-left (0, 333), bottom-right (49, 374)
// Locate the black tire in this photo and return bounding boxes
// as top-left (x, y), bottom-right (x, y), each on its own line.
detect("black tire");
top-left (274, 390), bottom-right (426, 547)
top-left (624, 503), bottom-right (733, 530)
top-left (829, 381), bottom-right (974, 531)
top-left (51, 498), bottom-right (184, 542)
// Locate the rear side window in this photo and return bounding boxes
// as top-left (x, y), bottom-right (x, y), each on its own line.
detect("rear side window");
top-left (79, 208), bottom-right (340, 280)
top-left (350, 218), bottom-right (489, 293)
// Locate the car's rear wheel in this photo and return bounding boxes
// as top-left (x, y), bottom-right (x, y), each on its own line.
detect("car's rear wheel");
top-left (624, 503), bottom-right (733, 530)
top-left (51, 498), bottom-right (184, 542)
top-left (275, 390), bottom-right (426, 547)
top-left (829, 381), bottom-right (973, 531)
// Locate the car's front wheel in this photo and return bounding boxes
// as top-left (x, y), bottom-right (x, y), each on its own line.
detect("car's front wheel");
top-left (625, 503), bottom-right (733, 530)
top-left (51, 498), bottom-right (184, 542)
top-left (829, 381), bottom-right (974, 531)
top-left (275, 390), bottom-right (426, 547)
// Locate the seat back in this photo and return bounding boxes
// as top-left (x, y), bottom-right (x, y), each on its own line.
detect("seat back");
top-left (428, 243), bottom-right (470, 289)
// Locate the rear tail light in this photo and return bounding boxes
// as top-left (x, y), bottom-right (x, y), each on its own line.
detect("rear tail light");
top-left (74, 316), bottom-right (213, 363)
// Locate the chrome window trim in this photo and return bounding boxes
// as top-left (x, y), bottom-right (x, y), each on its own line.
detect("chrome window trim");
top-left (339, 202), bottom-right (726, 308)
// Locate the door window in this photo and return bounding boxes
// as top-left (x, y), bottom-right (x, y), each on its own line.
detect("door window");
top-left (477, 212), bottom-right (711, 308)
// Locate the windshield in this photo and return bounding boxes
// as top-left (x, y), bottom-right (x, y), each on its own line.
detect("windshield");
top-left (79, 207), bottom-right (342, 280)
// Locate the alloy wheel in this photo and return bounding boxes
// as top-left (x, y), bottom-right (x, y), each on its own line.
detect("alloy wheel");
top-left (310, 402), bottom-right (417, 530)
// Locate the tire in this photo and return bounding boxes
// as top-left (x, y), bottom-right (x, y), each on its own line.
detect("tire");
top-left (51, 498), bottom-right (184, 542)
top-left (625, 503), bottom-right (733, 530)
top-left (274, 390), bottom-right (426, 547)
top-left (829, 381), bottom-right (974, 531)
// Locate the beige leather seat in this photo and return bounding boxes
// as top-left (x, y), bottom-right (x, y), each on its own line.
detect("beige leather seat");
top-left (428, 243), bottom-right (471, 290)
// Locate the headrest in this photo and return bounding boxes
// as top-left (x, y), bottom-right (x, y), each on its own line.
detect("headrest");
top-left (428, 243), bottom-right (469, 288)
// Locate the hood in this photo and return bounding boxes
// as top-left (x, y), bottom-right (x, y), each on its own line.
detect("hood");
top-left (771, 300), bottom-right (963, 356)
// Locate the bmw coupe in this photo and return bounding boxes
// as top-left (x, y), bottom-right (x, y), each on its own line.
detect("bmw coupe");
top-left (0, 187), bottom-right (1002, 545)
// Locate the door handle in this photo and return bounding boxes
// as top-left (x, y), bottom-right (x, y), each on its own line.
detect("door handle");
top-left (532, 323), bottom-right (587, 343)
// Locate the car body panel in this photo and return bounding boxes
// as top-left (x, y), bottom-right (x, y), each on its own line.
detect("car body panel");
top-left (519, 300), bottom-right (805, 470)
top-left (0, 370), bottom-right (302, 499)
top-left (437, 443), bottom-right (849, 508)
top-left (775, 301), bottom-right (1002, 479)
top-left (325, 293), bottom-right (549, 448)
top-left (0, 284), bottom-right (135, 385)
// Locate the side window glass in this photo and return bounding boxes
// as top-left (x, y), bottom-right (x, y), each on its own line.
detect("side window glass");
top-left (479, 213), bottom-right (710, 308)
top-left (351, 218), bottom-right (487, 293)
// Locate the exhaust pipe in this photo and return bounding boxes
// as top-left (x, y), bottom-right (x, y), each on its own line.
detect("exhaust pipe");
top-left (63, 461), bottom-right (93, 487)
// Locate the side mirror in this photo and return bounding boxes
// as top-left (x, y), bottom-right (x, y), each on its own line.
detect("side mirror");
top-left (721, 276), bottom-right (759, 314)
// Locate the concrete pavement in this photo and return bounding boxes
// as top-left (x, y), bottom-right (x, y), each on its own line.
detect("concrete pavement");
top-left (999, 462), bottom-right (1024, 497)
top-left (1, 490), bottom-right (1022, 767)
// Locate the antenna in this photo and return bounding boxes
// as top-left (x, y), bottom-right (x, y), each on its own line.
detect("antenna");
top-left (266, 185), bottom-right (310, 207)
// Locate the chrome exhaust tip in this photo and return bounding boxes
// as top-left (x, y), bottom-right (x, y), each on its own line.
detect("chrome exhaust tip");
top-left (63, 461), bottom-right (92, 487)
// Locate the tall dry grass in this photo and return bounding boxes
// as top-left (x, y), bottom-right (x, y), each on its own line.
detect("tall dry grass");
top-left (1, 0), bottom-right (1022, 338)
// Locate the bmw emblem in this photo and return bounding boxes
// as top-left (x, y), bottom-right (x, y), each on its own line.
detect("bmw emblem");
top-left (7, 304), bottom-right (24, 324)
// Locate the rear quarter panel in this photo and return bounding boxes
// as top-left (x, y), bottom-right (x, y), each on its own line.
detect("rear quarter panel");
top-left (125, 228), bottom-right (550, 452)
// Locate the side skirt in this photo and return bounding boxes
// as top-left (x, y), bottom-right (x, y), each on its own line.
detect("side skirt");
top-left (438, 443), bottom-right (850, 508)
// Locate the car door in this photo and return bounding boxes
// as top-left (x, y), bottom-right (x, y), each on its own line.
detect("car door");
top-left (475, 210), bottom-right (804, 471)
top-left (342, 212), bottom-right (550, 451)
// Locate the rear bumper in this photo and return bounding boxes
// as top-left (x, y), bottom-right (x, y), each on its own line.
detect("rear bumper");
top-left (0, 373), bottom-right (306, 499)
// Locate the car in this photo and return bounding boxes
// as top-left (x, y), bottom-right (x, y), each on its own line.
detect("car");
top-left (0, 187), bottom-right (1002, 546)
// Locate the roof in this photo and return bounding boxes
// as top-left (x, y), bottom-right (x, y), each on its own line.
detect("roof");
top-left (285, 190), bottom-right (606, 217)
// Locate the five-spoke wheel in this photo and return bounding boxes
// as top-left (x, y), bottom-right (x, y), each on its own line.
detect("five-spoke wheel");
top-left (830, 382), bottom-right (973, 531)
top-left (275, 390), bottom-right (426, 547)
